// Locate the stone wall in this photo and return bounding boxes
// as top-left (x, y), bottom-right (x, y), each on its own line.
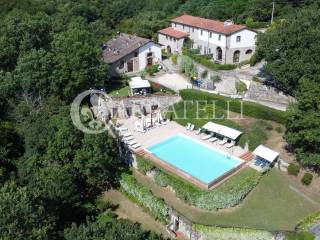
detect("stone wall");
top-left (93, 94), bottom-right (181, 119)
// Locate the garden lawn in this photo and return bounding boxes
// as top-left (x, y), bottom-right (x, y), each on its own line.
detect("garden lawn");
top-left (108, 85), bottom-right (130, 97)
top-left (134, 169), bottom-right (320, 231)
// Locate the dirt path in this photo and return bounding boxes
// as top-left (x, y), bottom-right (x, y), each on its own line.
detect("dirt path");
top-left (102, 190), bottom-right (171, 238)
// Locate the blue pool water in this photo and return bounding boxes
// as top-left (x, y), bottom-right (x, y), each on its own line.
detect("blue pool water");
top-left (148, 135), bottom-right (242, 184)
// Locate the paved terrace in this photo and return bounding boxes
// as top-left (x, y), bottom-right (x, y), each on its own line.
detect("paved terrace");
top-left (118, 117), bottom-right (247, 158)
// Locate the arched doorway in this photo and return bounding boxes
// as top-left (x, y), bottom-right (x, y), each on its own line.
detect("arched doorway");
top-left (166, 45), bottom-right (171, 54)
top-left (233, 50), bottom-right (240, 63)
top-left (216, 47), bottom-right (222, 61)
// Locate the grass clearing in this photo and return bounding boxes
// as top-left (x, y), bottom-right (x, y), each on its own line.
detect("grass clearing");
top-left (134, 169), bottom-right (319, 231)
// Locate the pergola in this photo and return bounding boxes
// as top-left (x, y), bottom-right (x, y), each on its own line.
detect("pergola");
top-left (202, 121), bottom-right (242, 142)
top-left (253, 145), bottom-right (279, 164)
top-left (129, 77), bottom-right (151, 96)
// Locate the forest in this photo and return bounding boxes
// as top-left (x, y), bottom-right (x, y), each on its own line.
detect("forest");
top-left (0, 0), bottom-right (319, 239)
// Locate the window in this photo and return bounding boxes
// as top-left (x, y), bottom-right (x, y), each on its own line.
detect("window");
top-left (208, 48), bottom-right (211, 54)
top-left (245, 49), bottom-right (253, 54)
top-left (183, 25), bottom-right (185, 30)
top-left (174, 38), bottom-right (176, 42)
top-left (119, 60), bottom-right (124, 69)
top-left (233, 50), bottom-right (240, 63)
top-left (218, 34), bottom-right (221, 41)
top-left (192, 28), bottom-right (194, 33)
top-left (174, 23), bottom-right (177, 27)
top-left (201, 30), bottom-right (203, 36)
top-left (209, 32), bottom-right (212, 38)
top-left (166, 36), bottom-right (168, 40)
top-left (236, 36), bottom-right (241, 42)
top-left (134, 51), bottom-right (138, 57)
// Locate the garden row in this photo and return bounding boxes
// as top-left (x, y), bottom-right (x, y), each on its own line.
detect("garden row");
top-left (136, 156), bottom-right (261, 210)
top-left (179, 89), bottom-right (287, 124)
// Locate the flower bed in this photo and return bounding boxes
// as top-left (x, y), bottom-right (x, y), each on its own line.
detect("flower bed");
top-left (120, 173), bottom-right (168, 223)
top-left (154, 167), bottom-right (261, 210)
top-left (195, 225), bottom-right (274, 240)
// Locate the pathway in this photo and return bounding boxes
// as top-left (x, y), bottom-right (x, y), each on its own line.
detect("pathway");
top-left (289, 185), bottom-right (320, 207)
top-left (102, 190), bottom-right (171, 238)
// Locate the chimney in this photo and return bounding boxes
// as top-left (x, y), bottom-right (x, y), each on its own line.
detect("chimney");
top-left (224, 19), bottom-right (234, 27)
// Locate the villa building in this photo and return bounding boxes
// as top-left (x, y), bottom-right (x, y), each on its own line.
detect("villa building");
top-left (158, 15), bottom-right (257, 64)
top-left (103, 33), bottom-right (162, 76)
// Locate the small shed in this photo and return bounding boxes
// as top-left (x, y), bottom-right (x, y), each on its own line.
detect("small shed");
top-left (253, 145), bottom-right (279, 163)
top-left (129, 77), bottom-right (151, 96)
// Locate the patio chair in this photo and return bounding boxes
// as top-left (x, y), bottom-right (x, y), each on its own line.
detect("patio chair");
top-left (123, 136), bottom-right (134, 141)
top-left (132, 143), bottom-right (141, 149)
top-left (195, 128), bottom-right (201, 135)
top-left (225, 142), bottom-right (235, 148)
top-left (189, 124), bottom-right (195, 131)
top-left (218, 138), bottom-right (228, 145)
top-left (202, 133), bottom-right (213, 140)
top-left (209, 137), bottom-right (218, 142)
top-left (127, 140), bottom-right (137, 146)
top-left (186, 123), bottom-right (191, 130)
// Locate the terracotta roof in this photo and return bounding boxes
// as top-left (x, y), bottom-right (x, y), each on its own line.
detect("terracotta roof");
top-left (103, 33), bottom-right (151, 64)
top-left (171, 15), bottom-right (247, 35)
top-left (158, 27), bottom-right (189, 39)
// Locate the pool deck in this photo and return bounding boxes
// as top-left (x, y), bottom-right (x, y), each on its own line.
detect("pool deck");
top-left (118, 117), bottom-right (249, 189)
top-left (118, 117), bottom-right (247, 157)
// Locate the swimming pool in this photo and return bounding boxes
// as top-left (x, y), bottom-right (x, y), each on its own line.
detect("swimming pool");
top-left (148, 134), bottom-right (243, 187)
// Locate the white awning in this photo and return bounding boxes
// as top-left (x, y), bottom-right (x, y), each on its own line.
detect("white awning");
top-left (202, 122), bottom-right (222, 134)
top-left (202, 121), bottom-right (242, 140)
top-left (253, 145), bottom-right (279, 163)
top-left (129, 77), bottom-right (150, 89)
top-left (218, 126), bottom-right (242, 141)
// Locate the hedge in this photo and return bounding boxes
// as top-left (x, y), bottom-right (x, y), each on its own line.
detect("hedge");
top-left (154, 168), bottom-right (261, 210)
top-left (136, 156), bottom-right (155, 175)
top-left (297, 211), bottom-right (320, 231)
top-left (119, 173), bottom-right (168, 223)
top-left (287, 164), bottom-right (300, 176)
top-left (179, 89), bottom-right (287, 124)
top-left (301, 173), bottom-right (313, 186)
top-left (195, 225), bottom-right (274, 240)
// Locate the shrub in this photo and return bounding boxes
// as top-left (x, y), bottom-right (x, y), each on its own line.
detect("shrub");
top-left (252, 76), bottom-right (262, 82)
top-left (120, 173), bottom-right (168, 223)
top-left (201, 69), bottom-right (208, 79)
top-left (275, 126), bottom-right (284, 133)
top-left (145, 64), bottom-right (159, 76)
top-left (211, 75), bottom-right (221, 83)
top-left (287, 164), bottom-right (300, 176)
top-left (297, 211), bottom-right (320, 231)
top-left (195, 224), bottom-right (274, 240)
top-left (171, 54), bottom-right (178, 65)
top-left (301, 173), bottom-right (313, 186)
top-left (179, 89), bottom-right (287, 124)
top-left (136, 156), bottom-right (154, 175)
top-left (154, 168), bottom-right (260, 210)
top-left (235, 81), bottom-right (247, 93)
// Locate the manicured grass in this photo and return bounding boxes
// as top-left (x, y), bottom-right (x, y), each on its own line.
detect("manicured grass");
top-left (134, 169), bottom-right (319, 231)
top-left (108, 85), bottom-right (130, 97)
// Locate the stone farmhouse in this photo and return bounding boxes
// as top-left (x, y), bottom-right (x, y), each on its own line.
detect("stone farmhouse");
top-left (158, 15), bottom-right (257, 64)
top-left (103, 33), bottom-right (162, 76)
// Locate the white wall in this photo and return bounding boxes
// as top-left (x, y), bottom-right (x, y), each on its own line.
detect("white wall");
top-left (229, 29), bottom-right (256, 48)
top-left (138, 42), bottom-right (162, 70)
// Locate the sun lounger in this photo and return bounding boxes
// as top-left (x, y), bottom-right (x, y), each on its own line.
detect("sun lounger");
top-left (123, 136), bottom-right (134, 141)
top-left (118, 126), bottom-right (128, 131)
top-left (121, 132), bottom-right (132, 137)
top-left (127, 140), bottom-right (137, 146)
top-left (225, 142), bottom-right (235, 148)
top-left (218, 139), bottom-right (227, 145)
top-left (132, 143), bottom-right (141, 149)
top-left (202, 133), bottom-right (212, 140)
top-left (209, 137), bottom-right (218, 142)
